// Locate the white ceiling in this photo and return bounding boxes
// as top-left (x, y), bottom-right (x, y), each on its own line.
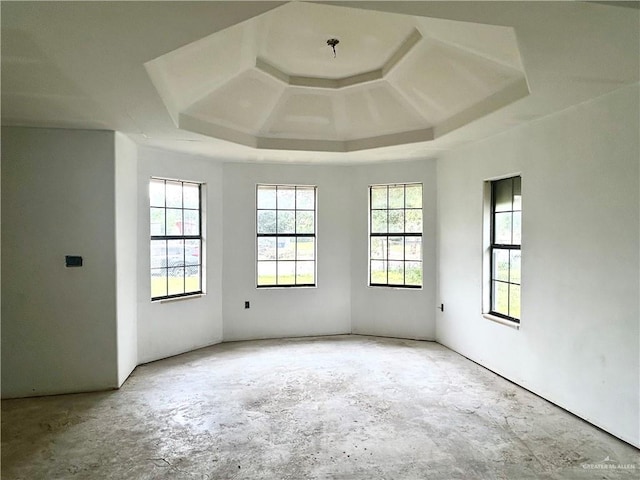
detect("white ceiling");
top-left (2, 1), bottom-right (638, 164)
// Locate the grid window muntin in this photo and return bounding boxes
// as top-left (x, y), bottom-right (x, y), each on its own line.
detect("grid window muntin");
top-left (256, 185), bottom-right (317, 287)
top-left (490, 176), bottom-right (521, 322)
top-left (369, 183), bottom-right (423, 288)
top-left (150, 178), bottom-right (203, 300)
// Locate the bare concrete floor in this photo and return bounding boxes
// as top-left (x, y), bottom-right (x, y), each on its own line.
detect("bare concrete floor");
top-left (2, 335), bottom-right (638, 479)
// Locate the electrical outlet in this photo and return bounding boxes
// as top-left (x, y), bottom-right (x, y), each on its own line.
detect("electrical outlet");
top-left (244, 301), bottom-right (250, 309)
top-left (65, 255), bottom-right (83, 267)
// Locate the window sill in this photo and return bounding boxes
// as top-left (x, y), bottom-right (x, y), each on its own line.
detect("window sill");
top-left (256, 285), bottom-right (317, 290)
top-left (483, 313), bottom-right (520, 330)
top-left (368, 285), bottom-right (423, 291)
top-left (153, 293), bottom-right (204, 304)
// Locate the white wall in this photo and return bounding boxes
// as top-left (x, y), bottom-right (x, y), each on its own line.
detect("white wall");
top-left (136, 147), bottom-right (223, 364)
top-left (1, 127), bottom-right (119, 397)
top-left (115, 133), bottom-right (138, 385)
top-left (437, 84), bottom-right (640, 447)
top-left (351, 160), bottom-right (437, 340)
top-left (221, 160), bottom-right (437, 342)
top-left (222, 163), bottom-right (352, 341)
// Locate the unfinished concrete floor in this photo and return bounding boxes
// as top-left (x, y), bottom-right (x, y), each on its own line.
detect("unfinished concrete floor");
top-left (2, 335), bottom-right (638, 479)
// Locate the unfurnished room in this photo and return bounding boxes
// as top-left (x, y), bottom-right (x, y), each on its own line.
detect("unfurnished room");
top-left (1, 1), bottom-right (639, 479)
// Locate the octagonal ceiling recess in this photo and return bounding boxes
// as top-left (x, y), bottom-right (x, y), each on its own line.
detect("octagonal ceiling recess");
top-left (145, 2), bottom-right (530, 153)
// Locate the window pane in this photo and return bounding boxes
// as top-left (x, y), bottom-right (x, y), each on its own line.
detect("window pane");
top-left (405, 237), bottom-right (422, 261)
top-left (168, 267), bottom-right (185, 295)
top-left (277, 237), bottom-right (295, 260)
top-left (405, 261), bottom-right (422, 286)
top-left (278, 261), bottom-right (295, 284)
top-left (513, 177), bottom-right (522, 211)
top-left (509, 284), bottom-right (521, 319)
top-left (370, 237), bottom-right (386, 259)
top-left (492, 281), bottom-right (509, 316)
top-left (257, 261), bottom-right (277, 286)
top-left (512, 212), bottom-right (522, 245)
top-left (151, 269), bottom-right (167, 298)
top-left (388, 261), bottom-right (404, 285)
top-left (185, 266), bottom-right (200, 293)
top-left (165, 181), bottom-right (182, 208)
top-left (185, 264), bottom-right (199, 278)
top-left (277, 210), bottom-right (295, 234)
top-left (166, 208), bottom-right (183, 235)
top-left (276, 212), bottom-right (295, 235)
top-left (185, 239), bottom-right (200, 266)
top-left (388, 237), bottom-right (404, 260)
top-left (371, 186), bottom-right (387, 209)
top-left (405, 209), bottom-right (422, 233)
top-left (388, 186), bottom-right (404, 208)
top-left (388, 210), bottom-right (405, 233)
top-left (257, 210), bottom-right (276, 234)
top-left (296, 187), bottom-right (315, 210)
top-left (257, 237), bottom-right (276, 261)
top-left (510, 250), bottom-right (521, 285)
top-left (183, 183), bottom-right (199, 209)
top-left (277, 186), bottom-right (296, 209)
top-left (151, 240), bottom-right (167, 268)
top-left (150, 179), bottom-right (165, 207)
top-left (494, 178), bottom-right (512, 212)
top-left (257, 186), bottom-right (277, 209)
top-left (494, 212), bottom-right (512, 244)
top-left (405, 184), bottom-right (422, 208)
top-left (296, 261), bottom-right (315, 285)
top-left (150, 208), bottom-right (165, 236)
top-left (297, 237), bottom-right (315, 261)
top-left (296, 211), bottom-right (314, 234)
top-left (371, 260), bottom-right (387, 284)
top-left (371, 210), bottom-right (387, 233)
top-left (183, 209), bottom-right (199, 235)
top-left (167, 239), bottom-right (184, 267)
top-left (492, 249), bottom-right (510, 282)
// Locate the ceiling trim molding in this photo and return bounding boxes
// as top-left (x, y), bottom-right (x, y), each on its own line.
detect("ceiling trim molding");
top-left (586, 1), bottom-right (640, 9)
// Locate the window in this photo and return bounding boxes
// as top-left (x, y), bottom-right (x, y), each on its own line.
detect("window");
top-left (256, 185), bottom-right (316, 287)
top-left (489, 176), bottom-right (521, 322)
top-left (369, 183), bottom-right (422, 288)
top-left (150, 178), bottom-right (203, 300)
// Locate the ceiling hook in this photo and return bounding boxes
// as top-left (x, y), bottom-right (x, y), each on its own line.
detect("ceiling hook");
top-left (327, 38), bottom-right (339, 58)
